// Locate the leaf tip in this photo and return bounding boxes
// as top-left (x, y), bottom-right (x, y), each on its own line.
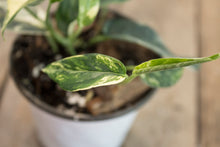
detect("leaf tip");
top-left (41, 67), bottom-right (48, 74)
top-left (1, 27), bottom-right (5, 37)
top-left (210, 53), bottom-right (220, 60)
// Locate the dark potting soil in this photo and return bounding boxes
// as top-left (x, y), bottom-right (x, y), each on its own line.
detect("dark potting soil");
top-left (11, 35), bottom-right (159, 116)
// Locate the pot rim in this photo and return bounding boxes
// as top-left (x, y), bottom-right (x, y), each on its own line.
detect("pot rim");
top-left (10, 36), bottom-right (157, 122)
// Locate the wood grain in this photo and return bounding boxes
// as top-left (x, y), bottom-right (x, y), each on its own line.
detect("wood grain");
top-left (0, 32), bottom-right (16, 103)
top-left (112, 0), bottom-right (198, 146)
top-left (200, 0), bottom-right (220, 146)
top-left (0, 78), bottom-right (41, 147)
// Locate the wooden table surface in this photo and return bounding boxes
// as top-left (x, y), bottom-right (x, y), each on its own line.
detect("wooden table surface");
top-left (0, 0), bottom-right (220, 147)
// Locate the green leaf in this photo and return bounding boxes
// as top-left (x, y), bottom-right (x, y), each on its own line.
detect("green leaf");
top-left (56, 0), bottom-right (79, 34)
top-left (140, 68), bottom-right (183, 87)
top-left (42, 53), bottom-right (128, 91)
top-left (1, 0), bottom-right (39, 35)
top-left (77, 0), bottom-right (100, 28)
top-left (133, 53), bottom-right (220, 75)
top-left (50, 0), bottom-right (62, 3)
top-left (102, 16), bottom-right (173, 57)
top-left (100, 0), bottom-right (128, 6)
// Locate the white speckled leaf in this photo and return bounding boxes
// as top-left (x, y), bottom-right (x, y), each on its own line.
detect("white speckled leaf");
top-left (132, 53), bottom-right (220, 75)
top-left (133, 53), bottom-right (220, 75)
top-left (42, 53), bottom-right (128, 91)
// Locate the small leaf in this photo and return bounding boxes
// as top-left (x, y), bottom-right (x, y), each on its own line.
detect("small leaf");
top-left (140, 68), bottom-right (183, 87)
top-left (133, 53), bottom-right (220, 75)
top-left (77, 0), bottom-right (100, 28)
top-left (103, 16), bottom-right (173, 57)
top-left (100, 0), bottom-right (128, 6)
top-left (56, 0), bottom-right (79, 34)
top-left (42, 53), bottom-right (128, 92)
top-left (1, 0), bottom-right (39, 35)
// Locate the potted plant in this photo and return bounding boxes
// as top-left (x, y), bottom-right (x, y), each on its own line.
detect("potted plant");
top-left (1, 0), bottom-right (219, 147)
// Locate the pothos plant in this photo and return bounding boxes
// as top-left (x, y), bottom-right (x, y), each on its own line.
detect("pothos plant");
top-left (1, 0), bottom-right (219, 92)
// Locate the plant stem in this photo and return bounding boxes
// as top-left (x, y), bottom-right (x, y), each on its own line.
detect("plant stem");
top-left (66, 42), bottom-right (76, 55)
top-left (122, 65), bottom-right (137, 84)
top-left (45, 33), bottom-right (58, 52)
top-left (44, 2), bottom-right (60, 53)
top-left (24, 7), bottom-right (45, 25)
top-left (45, 2), bottom-right (52, 25)
top-left (25, 6), bottom-right (58, 53)
top-left (87, 35), bottom-right (109, 46)
top-left (126, 65), bottom-right (135, 71)
top-left (93, 9), bottom-right (108, 36)
top-left (69, 27), bottom-right (83, 44)
top-left (121, 74), bottom-right (138, 85)
top-left (70, 26), bottom-right (83, 41)
top-left (45, 2), bottom-right (78, 55)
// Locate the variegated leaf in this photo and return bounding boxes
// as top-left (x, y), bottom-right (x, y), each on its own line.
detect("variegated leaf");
top-left (140, 68), bottom-right (183, 87)
top-left (77, 0), bottom-right (100, 28)
top-left (133, 53), bottom-right (220, 75)
top-left (42, 53), bottom-right (128, 91)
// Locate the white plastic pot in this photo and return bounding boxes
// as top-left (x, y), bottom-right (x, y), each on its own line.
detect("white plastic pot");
top-left (30, 104), bottom-right (138, 147)
top-left (14, 86), bottom-right (155, 147)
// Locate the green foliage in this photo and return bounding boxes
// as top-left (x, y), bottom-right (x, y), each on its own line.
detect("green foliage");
top-left (56, 0), bottom-right (79, 34)
top-left (42, 53), bottom-right (128, 91)
top-left (102, 16), bottom-right (173, 57)
top-left (43, 53), bottom-right (220, 91)
top-left (54, 0), bottom-right (100, 54)
top-left (133, 53), bottom-right (220, 75)
top-left (50, 0), bottom-right (62, 3)
top-left (1, 0), bottom-right (220, 92)
top-left (55, 0), bottom-right (127, 35)
top-left (140, 68), bottom-right (183, 87)
top-left (77, 0), bottom-right (100, 28)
